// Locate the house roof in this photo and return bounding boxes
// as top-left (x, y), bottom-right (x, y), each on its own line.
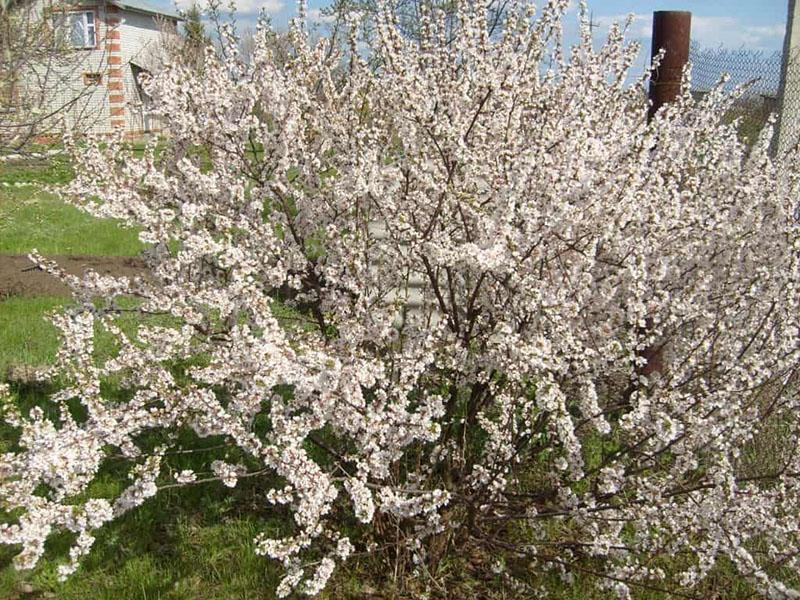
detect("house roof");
top-left (110, 0), bottom-right (182, 20)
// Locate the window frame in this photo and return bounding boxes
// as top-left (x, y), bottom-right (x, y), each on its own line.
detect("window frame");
top-left (52, 9), bottom-right (99, 50)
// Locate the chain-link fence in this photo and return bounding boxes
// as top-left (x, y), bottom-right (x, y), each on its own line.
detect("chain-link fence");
top-left (690, 46), bottom-right (782, 96)
top-left (689, 45), bottom-right (786, 144)
top-left (688, 44), bottom-right (800, 150)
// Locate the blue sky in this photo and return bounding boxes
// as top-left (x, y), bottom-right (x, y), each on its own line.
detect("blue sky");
top-left (164, 0), bottom-right (791, 53)
top-left (583, 1), bottom-right (788, 51)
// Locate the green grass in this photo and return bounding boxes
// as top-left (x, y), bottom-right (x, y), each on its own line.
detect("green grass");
top-left (0, 153), bottom-right (302, 600)
top-left (0, 153), bottom-right (73, 186)
top-left (0, 155), bottom-right (142, 377)
top-left (0, 448), bottom-right (288, 600)
top-left (0, 293), bottom-right (291, 599)
top-left (0, 185), bottom-right (142, 257)
top-left (0, 296), bottom-right (66, 375)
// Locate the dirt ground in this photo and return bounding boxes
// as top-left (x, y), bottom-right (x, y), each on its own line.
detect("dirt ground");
top-left (0, 254), bottom-right (146, 298)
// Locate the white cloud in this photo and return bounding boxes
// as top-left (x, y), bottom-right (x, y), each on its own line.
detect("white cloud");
top-left (590, 13), bottom-right (785, 51)
top-left (592, 13), bottom-right (650, 39)
top-left (241, 0), bottom-right (284, 14)
top-left (308, 8), bottom-right (335, 25)
top-left (691, 16), bottom-right (784, 49)
top-left (174, 0), bottom-right (284, 16)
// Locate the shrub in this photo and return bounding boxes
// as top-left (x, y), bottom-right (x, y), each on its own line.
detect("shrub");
top-left (2, 1), bottom-right (800, 597)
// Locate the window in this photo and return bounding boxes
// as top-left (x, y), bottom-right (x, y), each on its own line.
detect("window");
top-left (53, 11), bottom-right (96, 49)
top-left (83, 72), bottom-right (102, 86)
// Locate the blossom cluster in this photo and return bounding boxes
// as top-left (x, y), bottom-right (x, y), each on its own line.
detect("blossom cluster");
top-left (1, 1), bottom-right (799, 596)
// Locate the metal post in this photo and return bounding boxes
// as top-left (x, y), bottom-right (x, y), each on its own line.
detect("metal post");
top-left (635, 11), bottom-right (691, 396)
top-left (776, 0), bottom-right (800, 155)
top-left (648, 11), bottom-right (692, 121)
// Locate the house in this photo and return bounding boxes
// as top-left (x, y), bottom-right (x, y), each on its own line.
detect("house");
top-left (37, 0), bottom-right (181, 136)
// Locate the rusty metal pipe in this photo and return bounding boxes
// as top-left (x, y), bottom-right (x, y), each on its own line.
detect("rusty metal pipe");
top-left (648, 11), bottom-right (692, 121)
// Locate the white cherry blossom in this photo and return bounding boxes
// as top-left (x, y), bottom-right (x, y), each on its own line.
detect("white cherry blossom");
top-left (0, 1), bottom-right (799, 596)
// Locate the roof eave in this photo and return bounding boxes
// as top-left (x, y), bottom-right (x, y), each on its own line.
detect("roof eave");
top-left (109, 0), bottom-right (183, 21)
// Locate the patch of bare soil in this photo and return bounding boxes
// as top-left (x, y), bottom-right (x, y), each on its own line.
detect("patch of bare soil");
top-left (0, 254), bottom-right (146, 298)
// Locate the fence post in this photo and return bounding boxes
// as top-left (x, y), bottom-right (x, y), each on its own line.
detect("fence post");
top-left (628, 11), bottom-right (691, 400)
top-left (776, 0), bottom-right (800, 155)
top-left (648, 11), bottom-right (692, 121)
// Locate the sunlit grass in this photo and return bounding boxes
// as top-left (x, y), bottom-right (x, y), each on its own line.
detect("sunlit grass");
top-left (0, 186), bottom-right (142, 257)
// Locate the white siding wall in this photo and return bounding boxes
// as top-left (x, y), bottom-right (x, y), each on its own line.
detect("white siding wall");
top-left (28, 0), bottom-right (175, 137)
top-left (118, 10), bottom-right (170, 134)
top-left (30, 0), bottom-right (113, 135)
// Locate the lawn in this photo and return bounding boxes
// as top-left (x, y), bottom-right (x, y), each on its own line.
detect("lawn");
top-left (0, 156), bottom-right (141, 257)
top-left (0, 154), bottom-right (139, 375)
top-left (0, 296), bottom-right (65, 375)
top-left (0, 154), bottom-right (357, 600)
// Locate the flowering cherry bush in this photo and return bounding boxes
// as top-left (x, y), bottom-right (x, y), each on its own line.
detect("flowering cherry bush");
top-left (2, 1), bottom-right (800, 596)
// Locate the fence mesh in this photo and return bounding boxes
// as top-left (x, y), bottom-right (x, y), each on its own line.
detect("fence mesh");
top-left (688, 45), bottom-right (784, 144)
top-left (690, 46), bottom-right (782, 96)
top-left (688, 44), bottom-right (800, 150)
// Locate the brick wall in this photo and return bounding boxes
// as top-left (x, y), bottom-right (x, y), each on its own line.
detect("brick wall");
top-left (105, 4), bottom-right (125, 130)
